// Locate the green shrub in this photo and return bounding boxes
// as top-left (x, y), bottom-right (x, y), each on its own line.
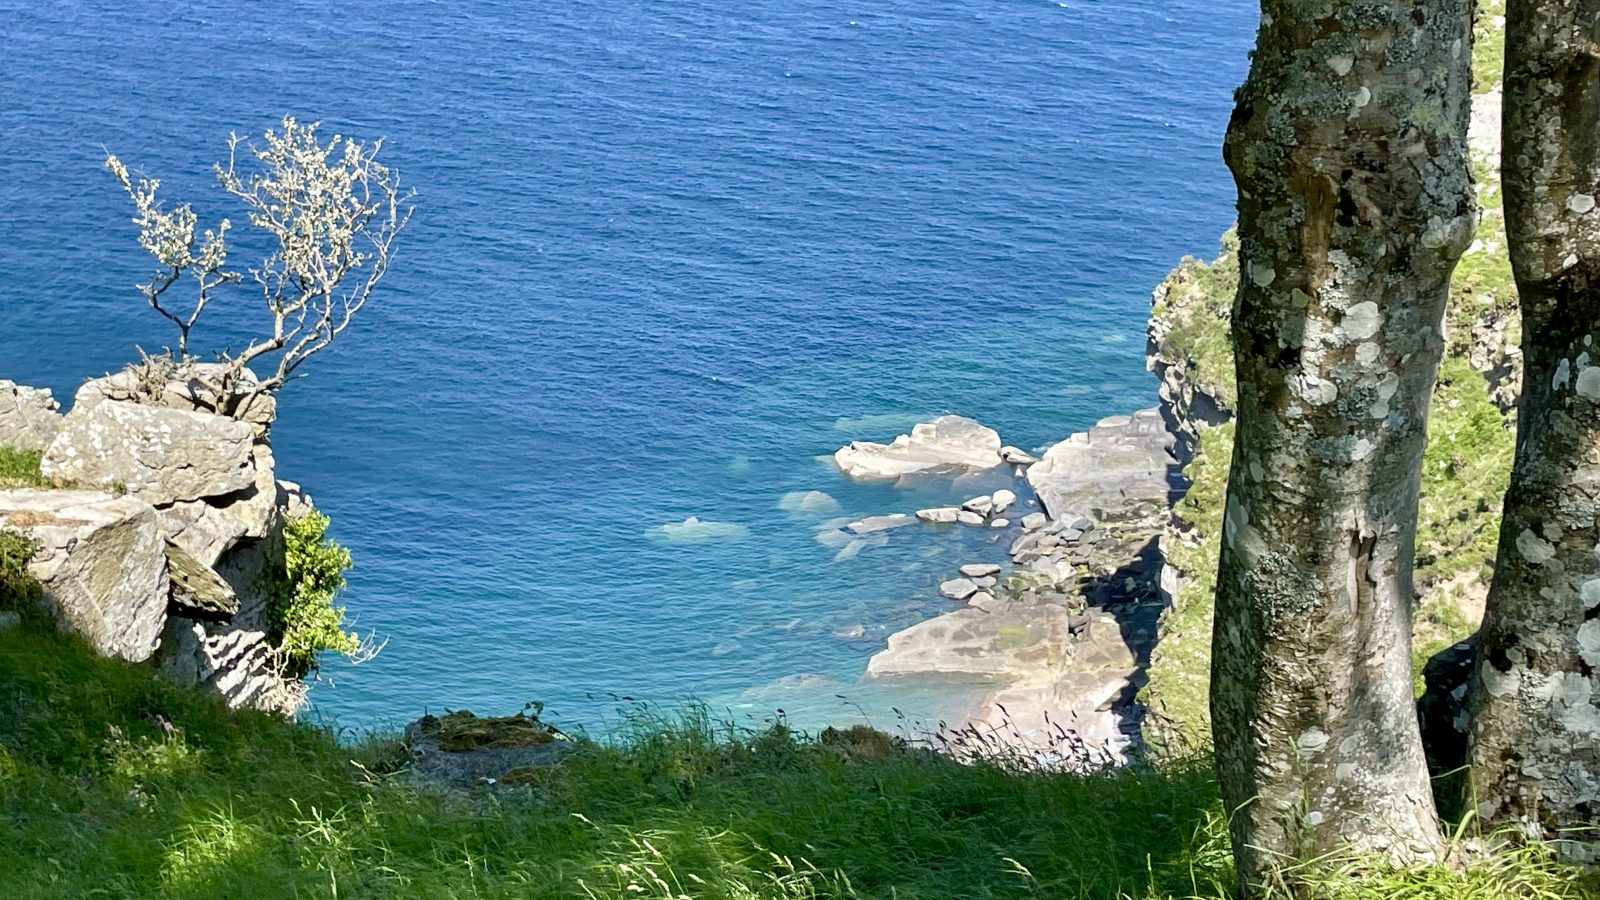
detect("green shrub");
top-left (264, 511), bottom-right (359, 677)
top-left (0, 529), bottom-right (41, 610)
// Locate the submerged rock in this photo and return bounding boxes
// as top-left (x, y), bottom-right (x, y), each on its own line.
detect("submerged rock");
top-left (778, 490), bottom-right (841, 515)
top-left (647, 516), bottom-right (752, 543)
top-left (833, 415), bottom-right (1003, 479)
top-left (845, 514), bottom-right (916, 535)
top-left (834, 533), bottom-right (889, 560)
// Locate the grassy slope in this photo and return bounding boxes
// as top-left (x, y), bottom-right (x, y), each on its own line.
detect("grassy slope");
top-left (0, 616), bottom-right (1240, 899)
top-left (3, 614), bottom-right (1600, 896)
top-left (1142, 5), bottom-right (1518, 736)
top-left (3, 619), bottom-right (1596, 899)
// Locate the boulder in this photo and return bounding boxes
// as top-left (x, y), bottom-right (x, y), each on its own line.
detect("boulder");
top-left (0, 489), bottom-right (168, 662)
top-left (916, 507), bottom-right (960, 524)
top-left (845, 514), bottom-right (916, 535)
top-left (961, 494), bottom-right (995, 515)
top-left (959, 563), bottom-right (1001, 578)
top-left (159, 444), bottom-right (283, 566)
top-left (991, 489), bottom-right (1017, 514)
top-left (867, 603), bottom-right (1073, 679)
top-left (1418, 636), bottom-right (1477, 778)
top-left (1027, 408), bottom-right (1177, 521)
top-left (967, 591), bottom-right (1004, 612)
top-left (834, 416), bottom-right (1003, 479)
top-left (0, 381), bottom-right (63, 451)
top-left (956, 510), bottom-right (985, 526)
top-left (164, 539), bottom-right (239, 619)
top-left (42, 402), bottom-right (256, 504)
top-left (1020, 512), bottom-right (1047, 531)
top-left (939, 577), bottom-right (979, 600)
top-left (1000, 446), bottom-right (1039, 466)
top-left (403, 711), bottom-right (576, 789)
top-left (990, 519), bottom-right (1009, 528)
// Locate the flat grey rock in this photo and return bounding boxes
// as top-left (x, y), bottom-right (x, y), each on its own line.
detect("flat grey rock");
top-left (939, 577), bottom-right (980, 600)
top-left (834, 416), bottom-right (1003, 479)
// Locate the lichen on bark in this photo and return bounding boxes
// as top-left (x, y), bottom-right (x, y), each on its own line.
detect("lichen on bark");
top-left (1212, 0), bottom-right (1476, 892)
top-left (1466, 0), bottom-right (1600, 861)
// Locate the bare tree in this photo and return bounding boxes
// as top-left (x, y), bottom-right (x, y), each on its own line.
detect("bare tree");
top-left (1211, 0), bottom-right (1476, 892)
top-left (106, 117), bottom-right (412, 401)
top-left (214, 117), bottom-right (413, 395)
top-left (1467, 0), bottom-right (1600, 855)
top-left (104, 156), bottom-right (238, 358)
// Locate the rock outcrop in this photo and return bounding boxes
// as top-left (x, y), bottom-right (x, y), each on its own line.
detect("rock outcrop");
top-left (42, 401), bottom-right (256, 503)
top-left (834, 415), bottom-right (1003, 480)
top-left (0, 381), bottom-right (64, 452)
top-left (2, 364), bottom-right (317, 714)
top-left (0, 489), bottom-right (168, 662)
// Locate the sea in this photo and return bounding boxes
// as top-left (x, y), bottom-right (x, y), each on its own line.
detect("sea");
top-left (0, 0), bottom-right (1256, 736)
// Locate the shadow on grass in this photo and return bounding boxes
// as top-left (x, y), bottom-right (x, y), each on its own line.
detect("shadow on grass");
top-left (0, 617), bottom-right (1233, 899)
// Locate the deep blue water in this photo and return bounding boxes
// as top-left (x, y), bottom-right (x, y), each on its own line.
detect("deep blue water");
top-left (0, 0), bottom-right (1254, 734)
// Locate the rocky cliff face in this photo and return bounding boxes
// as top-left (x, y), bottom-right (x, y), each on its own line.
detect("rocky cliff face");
top-left (0, 365), bottom-right (312, 714)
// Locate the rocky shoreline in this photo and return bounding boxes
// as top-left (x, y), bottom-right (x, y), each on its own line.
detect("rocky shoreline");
top-left (824, 405), bottom-right (1184, 766)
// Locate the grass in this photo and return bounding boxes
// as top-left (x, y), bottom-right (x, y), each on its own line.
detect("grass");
top-left (2, 614), bottom-right (1595, 898)
top-left (0, 446), bottom-right (49, 489)
top-left (1472, 0), bottom-right (1507, 95)
top-left (0, 614), bottom-right (1237, 899)
top-left (1150, 232), bottom-right (1240, 410)
top-left (4, 617), bottom-right (1598, 899)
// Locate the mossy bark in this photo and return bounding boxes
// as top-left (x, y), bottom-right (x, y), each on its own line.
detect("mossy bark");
top-left (1468, 0), bottom-right (1600, 860)
top-left (1212, 0), bottom-right (1475, 892)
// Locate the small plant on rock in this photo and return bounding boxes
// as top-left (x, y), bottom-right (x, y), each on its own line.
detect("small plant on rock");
top-left (265, 511), bottom-right (363, 678)
top-left (0, 529), bottom-right (41, 610)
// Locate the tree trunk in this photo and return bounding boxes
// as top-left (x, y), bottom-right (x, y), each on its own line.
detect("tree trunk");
top-left (1213, 0), bottom-right (1476, 891)
top-left (1467, 0), bottom-right (1600, 858)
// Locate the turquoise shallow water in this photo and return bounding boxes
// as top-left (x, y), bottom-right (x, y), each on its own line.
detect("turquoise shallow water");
top-left (0, 0), bottom-right (1255, 734)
